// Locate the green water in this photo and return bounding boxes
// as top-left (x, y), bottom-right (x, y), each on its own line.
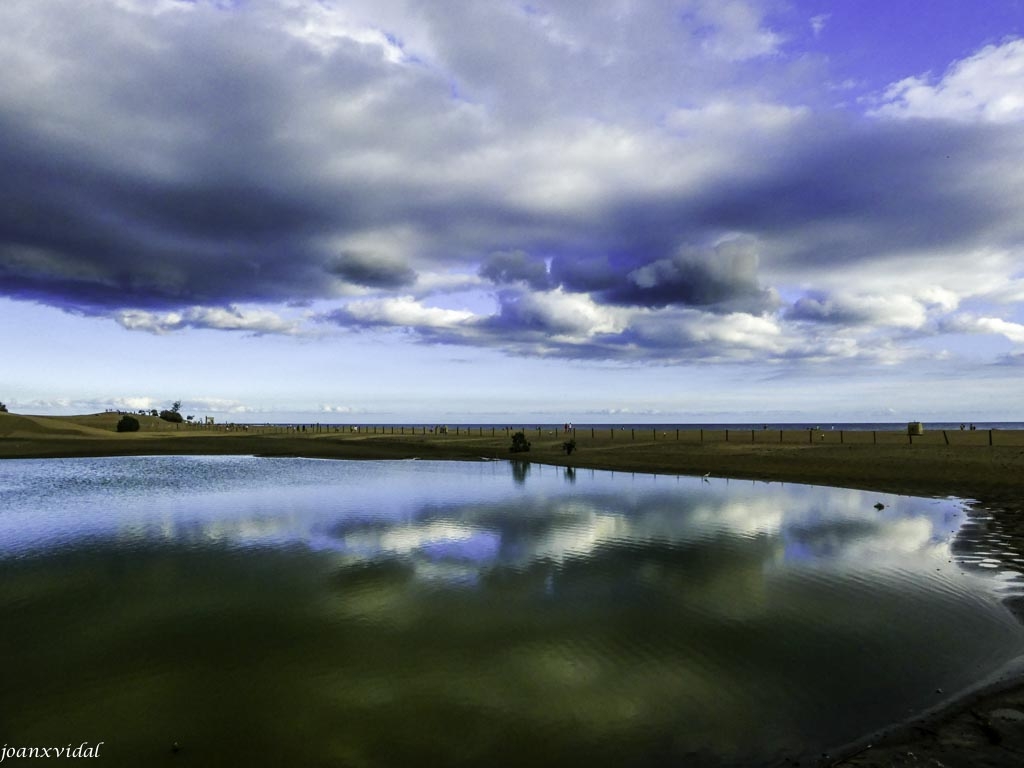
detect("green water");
top-left (1, 456), bottom-right (1022, 766)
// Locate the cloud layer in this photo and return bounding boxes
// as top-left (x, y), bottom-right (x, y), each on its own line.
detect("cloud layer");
top-left (1, 0), bottom-right (1022, 366)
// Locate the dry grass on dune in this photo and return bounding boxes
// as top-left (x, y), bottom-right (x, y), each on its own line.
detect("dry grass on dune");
top-left (0, 411), bottom-right (118, 438)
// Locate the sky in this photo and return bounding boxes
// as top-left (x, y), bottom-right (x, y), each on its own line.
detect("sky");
top-left (1, 0), bottom-right (1023, 424)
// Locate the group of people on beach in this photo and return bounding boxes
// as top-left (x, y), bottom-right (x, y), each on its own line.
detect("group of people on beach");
top-left (960, 423), bottom-right (978, 431)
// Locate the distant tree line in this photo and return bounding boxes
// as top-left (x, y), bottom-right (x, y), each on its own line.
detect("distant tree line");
top-left (111, 401), bottom-right (185, 431)
top-left (159, 400), bottom-right (183, 423)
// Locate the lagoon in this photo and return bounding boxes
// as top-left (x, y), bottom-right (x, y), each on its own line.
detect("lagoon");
top-left (1, 456), bottom-right (1022, 766)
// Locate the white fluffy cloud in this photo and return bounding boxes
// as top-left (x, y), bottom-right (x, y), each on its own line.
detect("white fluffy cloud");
top-left (872, 38), bottom-right (1024, 123)
top-left (340, 296), bottom-right (476, 329)
top-left (947, 315), bottom-right (1024, 345)
top-left (115, 306), bottom-right (303, 335)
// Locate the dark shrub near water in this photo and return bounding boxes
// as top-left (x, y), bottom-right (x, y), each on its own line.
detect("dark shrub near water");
top-left (510, 431), bottom-right (531, 452)
top-left (159, 410), bottom-right (183, 423)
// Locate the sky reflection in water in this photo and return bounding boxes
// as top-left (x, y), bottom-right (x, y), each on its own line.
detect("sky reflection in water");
top-left (0, 456), bottom-right (969, 574)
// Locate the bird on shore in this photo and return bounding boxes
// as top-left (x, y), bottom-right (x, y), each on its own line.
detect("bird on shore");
top-left (874, 502), bottom-right (885, 510)
top-left (702, 472), bottom-right (710, 482)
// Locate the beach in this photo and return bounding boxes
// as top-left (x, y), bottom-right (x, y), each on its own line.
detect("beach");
top-left (4, 411), bottom-right (1024, 765)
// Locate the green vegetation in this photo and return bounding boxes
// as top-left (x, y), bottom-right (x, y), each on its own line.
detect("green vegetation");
top-left (563, 438), bottom-right (576, 455)
top-left (0, 401), bottom-right (8, 413)
top-left (116, 415), bottom-right (140, 432)
top-left (510, 430), bottom-right (531, 453)
top-left (159, 400), bottom-right (184, 423)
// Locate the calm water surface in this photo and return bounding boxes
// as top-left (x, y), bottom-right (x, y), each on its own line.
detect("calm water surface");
top-left (1, 456), bottom-right (1023, 767)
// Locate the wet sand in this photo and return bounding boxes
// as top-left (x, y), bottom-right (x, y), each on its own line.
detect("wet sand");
top-left (4, 413), bottom-right (1024, 765)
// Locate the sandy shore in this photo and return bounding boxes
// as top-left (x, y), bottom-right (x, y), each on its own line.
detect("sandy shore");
top-left (4, 412), bottom-right (1024, 765)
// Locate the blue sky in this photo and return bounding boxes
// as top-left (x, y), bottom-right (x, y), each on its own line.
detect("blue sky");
top-left (1, 0), bottom-right (1023, 423)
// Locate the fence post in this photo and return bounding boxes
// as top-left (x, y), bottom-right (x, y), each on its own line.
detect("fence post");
top-left (700, 428), bottom-right (703, 444)
top-left (943, 430), bottom-right (949, 445)
top-left (631, 428), bottom-right (634, 440)
top-left (990, 429), bottom-right (994, 446)
top-left (726, 429), bottom-right (729, 442)
top-left (751, 429), bottom-right (755, 443)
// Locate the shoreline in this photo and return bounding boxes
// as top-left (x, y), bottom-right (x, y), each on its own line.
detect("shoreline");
top-left (5, 426), bottom-right (1024, 504)
top-left (5, 414), bottom-right (1024, 764)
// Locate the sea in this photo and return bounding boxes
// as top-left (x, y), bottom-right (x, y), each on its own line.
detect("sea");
top-left (256, 421), bottom-right (1024, 432)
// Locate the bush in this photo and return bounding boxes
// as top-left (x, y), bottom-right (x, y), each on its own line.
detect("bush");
top-left (116, 415), bottom-right (140, 432)
top-left (510, 430), bottom-right (531, 453)
top-left (0, 401), bottom-right (8, 413)
top-left (562, 438), bottom-right (576, 455)
top-left (159, 410), bottom-right (183, 423)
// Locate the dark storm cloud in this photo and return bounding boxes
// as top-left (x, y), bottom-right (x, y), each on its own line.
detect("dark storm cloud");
top-left (328, 252), bottom-right (417, 288)
top-left (0, 114), bottom-right (346, 309)
top-left (600, 239), bottom-right (777, 313)
top-left (786, 294), bottom-right (867, 325)
top-left (548, 253), bottom-right (618, 293)
top-left (478, 251), bottom-right (550, 290)
top-left (694, 118), bottom-right (1024, 267)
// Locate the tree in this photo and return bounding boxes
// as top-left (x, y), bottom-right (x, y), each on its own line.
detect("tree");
top-left (159, 400), bottom-right (184, 423)
top-left (0, 401), bottom-right (8, 413)
top-left (116, 415), bottom-right (140, 432)
top-left (509, 431), bottom-right (531, 453)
